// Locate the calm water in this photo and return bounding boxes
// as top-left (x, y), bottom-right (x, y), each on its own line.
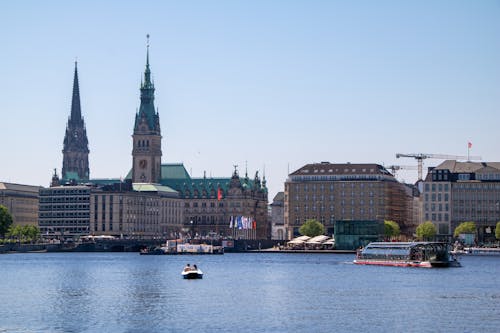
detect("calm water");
top-left (1, 252), bottom-right (499, 333)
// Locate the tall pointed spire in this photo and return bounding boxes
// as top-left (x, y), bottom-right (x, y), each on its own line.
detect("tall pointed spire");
top-left (135, 34), bottom-right (159, 132)
top-left (70, 61), bottom-right (82, 123)
top-left (62, 61), bottom-right (90, 182)
top-left (143, 34), bottom-right (153, 89)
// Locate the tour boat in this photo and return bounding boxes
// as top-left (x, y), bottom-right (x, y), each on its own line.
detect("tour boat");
top-left (182, 267), bottom-right (203, 279)
top-left (354, 242), bottom-right (461, 268)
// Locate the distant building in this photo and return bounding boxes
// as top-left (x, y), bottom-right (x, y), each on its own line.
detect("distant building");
top-left (39, 185), bottom-right (90, 238)
top-left (270, 192), bottom-right (286, 240)
top-left (124, 41), bottom-right (268, 239)
top-left (131, 164), bottom-right (269, 239)
top-left (46, 41), bottom-right (268, 240)
top-left (62, 62), bottom-right (90, 182)
top-left (0, 182), bottom-right (40, 228)
top-left (90, 182), bottom-right (183, 238)
top-left (285, 162), bottom-right (412, 239)
top-left (422, 160), bottom-right (500, 243)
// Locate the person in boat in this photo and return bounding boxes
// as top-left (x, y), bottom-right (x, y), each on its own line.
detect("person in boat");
top-left (183, 264), bottom-right (191, 272)
top-left (193, 264), bottom-right (198, 271)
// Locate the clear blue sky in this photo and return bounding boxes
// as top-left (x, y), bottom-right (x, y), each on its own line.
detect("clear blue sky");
top-left (1, 1), bottom-right (499, 199)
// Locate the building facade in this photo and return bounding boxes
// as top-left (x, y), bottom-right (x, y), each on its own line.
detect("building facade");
top-left (0, 182), bottom-right (40, 227)
top-left (270, 192), bottom-right (286, 240)
top-left (39, 185), bottom-right (91, 238)
top-left (422, 160), bottom-right (500, 243)
top-left (145, 165), bottom-right (269, 239)
top-left (285, 162), bottom-right (412, 239)
top-left (90, 182), bottom-right (183, 238)
top-left (62, 62), bottom-right (90, 182)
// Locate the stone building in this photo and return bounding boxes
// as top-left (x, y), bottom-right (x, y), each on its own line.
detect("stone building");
top-left (270, 192), bottom-right (286, 240)
top-left (0, 182), bottom-right (40, 227)
top-left (124, 39), bottom-right (268, 239)
top-left (89, 181), bottom-right (183, 238)
top-left (422, 160), bottom-right (500, 243)
top-left (285, 162), bottom-right (412, 239)
top-left (127, 164), bottom-right (269, 239)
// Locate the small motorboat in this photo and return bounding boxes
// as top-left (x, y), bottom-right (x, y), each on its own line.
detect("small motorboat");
top-left (182, 267), bottom-right (203, 279)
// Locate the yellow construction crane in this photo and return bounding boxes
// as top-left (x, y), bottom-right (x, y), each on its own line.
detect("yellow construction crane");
top-left (395, 153), bottom-right (482, 181)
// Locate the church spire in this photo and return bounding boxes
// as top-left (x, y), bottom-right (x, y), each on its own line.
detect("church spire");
top-left (70, 61), bottom-right (82, 124)
top-left (62, 61), bottom-right (90, 182)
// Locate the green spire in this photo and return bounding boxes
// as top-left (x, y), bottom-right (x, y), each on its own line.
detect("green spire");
top-left (135, 34), bottom-right (160, 133)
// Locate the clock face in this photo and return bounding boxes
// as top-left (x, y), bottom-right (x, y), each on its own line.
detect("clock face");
top-left (139, 159), bottom-right (147, 169)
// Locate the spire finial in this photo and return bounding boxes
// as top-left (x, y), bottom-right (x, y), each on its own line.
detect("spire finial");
top-left (146, 34), bottom-right (150, 66)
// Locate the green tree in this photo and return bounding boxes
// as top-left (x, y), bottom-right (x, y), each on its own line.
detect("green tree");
top-left (0, 205), bottom-right (13, 237)
top-left (384, 220), bottom-right (401, 238)
top-left (495, 222), bottom-right (500, 241)
top-left (6, 225), bottom-right (23, 243)
top-left (24, 225), bottom-right (40, 242)
top-left (453, 221), bottom-right (476, 237)
top-left (416, 221), bottom-right (437, 241)
top-left (299, 219), bottom-right (325, 237)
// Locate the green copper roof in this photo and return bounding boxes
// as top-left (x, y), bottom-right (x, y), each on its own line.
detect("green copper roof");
top-left (161, 163), bottom-right (191, 180)
top-left (62, 171), bottom-right (80, 181)
top-left (134, 39), bottom-right (160, 133)
top-left (124, 163), bottom-right (266, 199)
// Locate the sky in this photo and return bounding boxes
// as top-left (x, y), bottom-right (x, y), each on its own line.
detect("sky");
top-left (1, 0), bottom-right (499, 199)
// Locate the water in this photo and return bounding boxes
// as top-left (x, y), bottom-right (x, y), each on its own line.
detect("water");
top-left (0, 252), bottom-right (499, 333)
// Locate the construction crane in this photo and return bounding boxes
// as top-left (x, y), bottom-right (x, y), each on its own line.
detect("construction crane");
top-left (395, 153), bottom-right (482, 181)
top-left (385, 165), bottom-right (417, 178)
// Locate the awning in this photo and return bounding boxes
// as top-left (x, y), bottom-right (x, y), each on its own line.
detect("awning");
top-left (306, 235), bottom-right (330, 244)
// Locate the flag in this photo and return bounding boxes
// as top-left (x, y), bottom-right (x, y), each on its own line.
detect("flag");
top-left (229, 216), bottom-right (233, 228)
top-left (237, 216), bottom-right (243, 230)
top-left (252, 220), bottom-right (257, 230)
top-left (468, 142), bottom-right (472, 149)
top-left (217, 188), bottom-right (223, 201)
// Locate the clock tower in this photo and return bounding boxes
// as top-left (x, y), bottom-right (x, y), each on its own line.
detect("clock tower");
top-left (62, 62), bottom-right (90, 181)
top-left (132, 36), bottom-right (162, 183)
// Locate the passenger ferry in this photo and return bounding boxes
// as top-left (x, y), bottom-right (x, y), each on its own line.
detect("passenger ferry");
top-left (354, 242), bottom-right (461, 268)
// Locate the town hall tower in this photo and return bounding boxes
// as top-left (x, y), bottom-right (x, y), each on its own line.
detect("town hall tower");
top-left (132, 36), bottom-right (162, 183)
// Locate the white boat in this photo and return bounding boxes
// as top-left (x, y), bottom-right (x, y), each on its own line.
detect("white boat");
top-left (182, 268), bottom-right (203, 279)
top-left (354, 242), bottom-right (461, 268)
top-left (464, 247), bottom-right (500, 256)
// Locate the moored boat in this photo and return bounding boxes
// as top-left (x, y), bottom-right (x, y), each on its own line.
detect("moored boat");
top-left (354, 242), bottom-right (461, 268)
top-left (463, 247), bottom-right (500, 256)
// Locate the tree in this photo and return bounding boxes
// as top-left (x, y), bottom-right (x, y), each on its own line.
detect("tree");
top-left (454, 221), bottom-right (476, 237)
top-left (299, 219), bottom-right (325, 237)
top-left (6, 225), bottom-right (41, 243)
top-left (24, 225), bottom-right (40, 242)
top-left (495, 222), bottom-right (500, 241)
top-left (0, 205), bottom-right (13, 237)
top-left (416, 221), bottom-right (436, 241)
top-left (384, 220), bottom-right (401, 238)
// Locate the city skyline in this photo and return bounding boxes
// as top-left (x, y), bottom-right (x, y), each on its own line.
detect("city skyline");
top-left (1, 1), bottom-right (499, 198)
